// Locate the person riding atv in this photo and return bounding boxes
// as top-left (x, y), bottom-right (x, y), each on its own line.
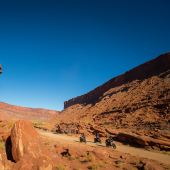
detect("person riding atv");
top-left (105, 136), bottom-right (116, 149)
top-left (94, 132), bottom-right (101, 143)
top-left (79, 133), bottom-right (86, 143)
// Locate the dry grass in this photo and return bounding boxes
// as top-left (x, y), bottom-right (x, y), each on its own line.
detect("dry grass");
top-left (79, 151), bottom-right (96, 164)
top-left (7, 121), bottom-right (14, 129)
top-left (87, 164), bottom-right (98, 170)
top-left (32, 120), bottom-right (44, 128)
top-left (55, 164), bottom-right (66, 170)
top-left (0, 139), bottom-right (5, 150)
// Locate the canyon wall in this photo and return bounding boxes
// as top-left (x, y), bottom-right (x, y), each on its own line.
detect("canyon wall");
top-left (64, 53), bottom-right (170, 109)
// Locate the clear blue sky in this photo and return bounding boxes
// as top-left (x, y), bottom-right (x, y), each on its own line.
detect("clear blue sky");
top-left (0, 0), bottom-right (170, 110)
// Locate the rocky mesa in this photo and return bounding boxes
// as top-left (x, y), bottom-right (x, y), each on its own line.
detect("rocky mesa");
top-left (64, 53), bottom-right (170, 108)
top-left (56, 53), bottom-right (170, 150)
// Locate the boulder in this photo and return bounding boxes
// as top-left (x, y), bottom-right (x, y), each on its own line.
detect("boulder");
top-left (114, 132), bottom-right (170, 151)
top-left (115, 132), bottom-right (148, 147)
top-left (9, 120), bottom-right (54, 170)
top-left (10, 120), bottom-right (43, 162)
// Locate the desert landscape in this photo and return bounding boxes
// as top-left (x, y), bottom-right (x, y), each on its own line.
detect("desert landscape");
top-left (0, 53), bottom-right (170, 170)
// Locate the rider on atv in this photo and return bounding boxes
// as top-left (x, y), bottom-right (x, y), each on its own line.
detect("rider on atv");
top-left (80, 133), bottom-right (86, 143)
top-left (105, 135), bottom-right (116, 149)
top-left (94, 131), bottom-right (101, 143)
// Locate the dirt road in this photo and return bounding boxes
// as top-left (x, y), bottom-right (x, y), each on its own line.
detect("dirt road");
top-left (38, 130), bottom-right (170, 165)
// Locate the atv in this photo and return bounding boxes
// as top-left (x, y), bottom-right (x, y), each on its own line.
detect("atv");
top-left (105, 137), bottom-right (116, 149)
top-left (94, 137), bottom-right (101, 143)
top-left (80, 135), bottom-right (86, 143)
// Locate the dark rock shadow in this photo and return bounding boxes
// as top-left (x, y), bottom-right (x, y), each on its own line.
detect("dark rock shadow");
top-left (5, 136), bottom-right (15, 162)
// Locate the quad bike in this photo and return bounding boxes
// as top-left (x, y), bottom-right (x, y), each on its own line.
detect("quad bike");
top-left (105, 137), bottom-right (116, 149)
top-left (80, 136), bottom-right (87, 143)
top-left (94, 137), bottom-right (101, 143)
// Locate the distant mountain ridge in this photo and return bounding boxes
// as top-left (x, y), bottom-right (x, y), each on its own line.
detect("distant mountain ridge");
top-left (0, 102), bottom-right (58, 121)
top-left (64, 53), bottom-right (170, 109)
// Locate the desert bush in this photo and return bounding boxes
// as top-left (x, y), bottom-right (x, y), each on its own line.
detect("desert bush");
top-left (7, 121), bottom-right (14, 129)
top-left (56, 164), bottom-right (65, 170)
top-left (0, 139), bottom-right (5, 150)
top-left (0, 122), bottom-right (4, 127)
top-left (32, 120), bottom-right (44, 128)
top-left (87, 164), bottom-right (98, 170)
top-left (80, 152), bottom-right (95, 163)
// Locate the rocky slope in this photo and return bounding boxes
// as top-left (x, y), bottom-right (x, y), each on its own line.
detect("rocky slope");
top-left (56, 53), bottom-right (170, 150)
top-left (64, 53), bottom-right (170, 108)
top-left (1, 120), bottom-right (169, 170)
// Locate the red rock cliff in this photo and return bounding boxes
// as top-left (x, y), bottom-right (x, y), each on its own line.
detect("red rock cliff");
top-left (64, 53), bottom-right (170, 109)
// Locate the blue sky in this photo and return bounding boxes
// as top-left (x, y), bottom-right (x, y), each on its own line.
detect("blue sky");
top-left (0, 0), bottom-right (170, 110)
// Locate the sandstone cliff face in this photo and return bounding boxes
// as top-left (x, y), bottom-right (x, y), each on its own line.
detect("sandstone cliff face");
top-left (64, 53), bottom-right (170, 109)
top-left (57, 53), bottom-right (170, 149)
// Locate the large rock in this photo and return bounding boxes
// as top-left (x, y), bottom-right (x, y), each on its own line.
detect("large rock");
top-left (10, 120), bottom-right (43, 162)
top-left (114, 132), bottom-right (170, 151)
top-left (9, 120), bottom-right (54, 170)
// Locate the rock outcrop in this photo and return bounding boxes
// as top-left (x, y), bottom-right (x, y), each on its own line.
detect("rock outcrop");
top-left (58, 52), bottom-right (170, 151)
top-left (11, 120), bottom-right (43, 161)
top-left (64, 53), bottom-right (170, 108)
top-left (113, 132), bottom-right (170, 151)
top-left (6, 120), bottom-right (54, 170)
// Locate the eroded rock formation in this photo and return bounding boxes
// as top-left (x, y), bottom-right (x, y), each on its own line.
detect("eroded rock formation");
top-left (4, 120), bottom-right (54, 170)
top-left (58, 53), bottom-right (170, 150)
top-left (64, 53), bottom-right (170, 108)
